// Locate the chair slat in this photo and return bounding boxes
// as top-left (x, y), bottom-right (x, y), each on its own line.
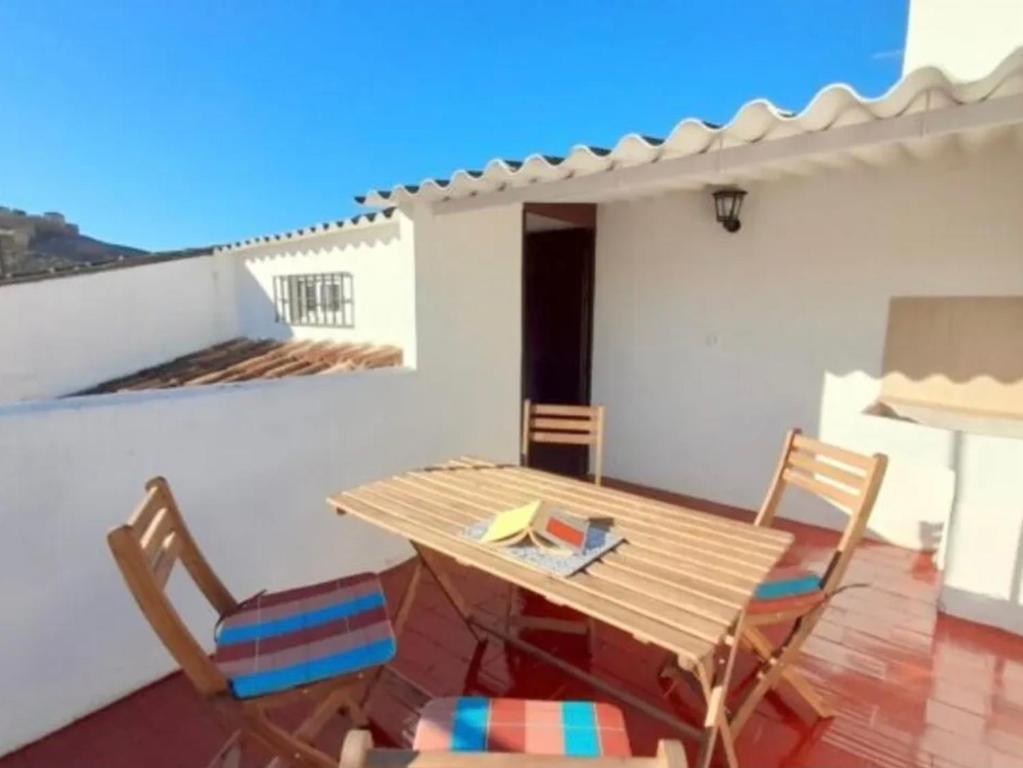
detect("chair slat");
top-left (530, 417), bottom-right (595, 432)
top-left (152, 532), bottom-right (182, 587)
top-left (141, 507), bottom-right (174, 562)
top-left (128, 484), bottom-right (164, 535)
top-left (531, 404), bottom-right (597, 417)
top-left (781, 468), bottom-right (859, 511)
top-left (522, 401), bottom-right (606, 485)
top-left (531, 431), bottom-right (596, 446)
top-left (787, 451), bottom-right (864, 489)
top-left (792, 433), bottom-right (875, 470)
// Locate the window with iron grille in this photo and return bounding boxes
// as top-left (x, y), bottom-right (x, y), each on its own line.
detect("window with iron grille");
top-left (273, 272), bottom-right (354, 328)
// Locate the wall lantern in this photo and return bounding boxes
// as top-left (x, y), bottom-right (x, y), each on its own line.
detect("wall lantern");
top-left (712, 187), bottom-right (747, 233)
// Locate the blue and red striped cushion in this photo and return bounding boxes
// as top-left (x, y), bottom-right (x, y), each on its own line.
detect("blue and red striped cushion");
top-left (213, 573), bottom-right (396, 699)
top-left (749, 566), bottom-right (825, 615)
top-left (414, 698), bottom-right (631, 757)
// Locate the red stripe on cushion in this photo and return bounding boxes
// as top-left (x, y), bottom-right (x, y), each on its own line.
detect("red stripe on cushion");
top-left (765, 565), bottom-right (818, 582)
top-left (214, 604), bottom-right (389, 662)
top-left (216, 619), bottom-right (394, 678)
top-left (748, 590), bottom-right (826, 615)
top-left (594, 703), bottom-right (630, 757)
top-left (223, 577), bottom-right (383, 628)
top-left (235, 573), bottom-right (377, 611)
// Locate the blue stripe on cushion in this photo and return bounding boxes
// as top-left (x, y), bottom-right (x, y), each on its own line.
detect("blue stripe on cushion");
top-left (218, 591), bottom-right (385, 645)
top-left (755, 574), bottom-right (821, 601)
top-left (451, 697), bottom-right (489, 752)
top-left (229, 637), bottom-right (397, 698)
top-left (562, 702), bottom-right (600, 757)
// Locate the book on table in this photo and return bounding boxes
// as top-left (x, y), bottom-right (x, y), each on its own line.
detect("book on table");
top-left (480, 500), bottom-right (590, 556)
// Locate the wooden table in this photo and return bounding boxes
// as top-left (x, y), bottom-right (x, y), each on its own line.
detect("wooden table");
top-left (328, 458), bottom-right (794, 768)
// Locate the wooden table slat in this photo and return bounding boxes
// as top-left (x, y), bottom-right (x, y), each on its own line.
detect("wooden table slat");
top-left (355, 483), bottom-right (728, 645)
top-left (412, 468), bottom-right (771, 564)
top-left (401, 471), bottom-right (776, 582)
top-left (470, 460), bottom-right (789, 544)
top-left (495, 467), bottom-right (789, 553)
top-left (338, 491), bottom-right (712, 664)
top-left (329, 462), bottom-right (794, 671)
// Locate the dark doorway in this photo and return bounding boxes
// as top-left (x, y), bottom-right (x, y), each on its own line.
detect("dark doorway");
top-left (521, 204), bottom-right (597, 479)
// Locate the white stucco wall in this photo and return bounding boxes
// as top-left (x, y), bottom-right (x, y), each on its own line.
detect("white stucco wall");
top-left (940, 430), bottom-right (1023, 635)
top-left (591, 134), bottom-right (1023, 551)
top-left (0, 203), bottom-right (523, 755)
top-left (0, 254), bottom-right (240, 403)
top-left (230, 218), bottom-right (417, 363)
top-left (904, 0), bottom-right (1023, 80)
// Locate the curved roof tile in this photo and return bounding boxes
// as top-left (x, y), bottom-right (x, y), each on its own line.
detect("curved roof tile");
top-left (358, 46), bottom-right (1023, 207)
top-left (215, 208), bottom-right (397, 254)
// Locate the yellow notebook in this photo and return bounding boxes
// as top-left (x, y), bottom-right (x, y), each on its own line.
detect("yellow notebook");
top-left (480, 500), bottom-right (541, 544)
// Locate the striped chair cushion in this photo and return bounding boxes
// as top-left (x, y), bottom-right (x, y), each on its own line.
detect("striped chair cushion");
top-left (414, 698), bottom-right (631, 757)
top-left (749, 566), bottom-right (826, 615)
top-left (213, 573), bottom-right (396, 699)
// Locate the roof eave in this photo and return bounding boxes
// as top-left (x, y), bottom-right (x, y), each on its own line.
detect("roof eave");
top-left (354, 45), bottom-right (1023, 212)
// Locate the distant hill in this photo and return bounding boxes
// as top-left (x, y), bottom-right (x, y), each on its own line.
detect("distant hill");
top-left (0, 206), bottom-right (211, 280)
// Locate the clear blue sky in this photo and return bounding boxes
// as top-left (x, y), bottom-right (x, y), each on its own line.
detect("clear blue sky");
top-left (3, 1), bottom-right (908, 251)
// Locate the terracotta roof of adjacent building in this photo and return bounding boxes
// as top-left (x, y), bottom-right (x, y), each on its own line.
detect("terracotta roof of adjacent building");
top-left (74, 338), bottom-right (402, 396)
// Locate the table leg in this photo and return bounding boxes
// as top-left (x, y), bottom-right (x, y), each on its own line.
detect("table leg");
top-left (413, 544), bottom-right (484, 643)
top-left (695, 613), bottom-right (745, 768)
top-left (357, 559), bottom-right (425, 710)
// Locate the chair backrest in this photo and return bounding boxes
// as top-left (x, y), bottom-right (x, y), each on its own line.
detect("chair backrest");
top-left (520, 399), bottom-right (606, 484)
top-left (756, 429), bottom-right (887, 594)
top-left (340, 730), bottom-right (688, 768)
top-left (107, 477), bottom-right (238, 697)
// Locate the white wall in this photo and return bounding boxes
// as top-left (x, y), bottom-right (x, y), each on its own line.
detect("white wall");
top-left (230, 218), bottom-right (417, 364)
top-left (591, 133), bottom-right (1023, 549)
top-left (0, 254), bottom-right (241, 403)
top-left (904, 0), bottom-right (1023, 80)
top-left (0, 203), bottom-right (523, 755)
top-left (940, 430), bottom-right (1023, 635)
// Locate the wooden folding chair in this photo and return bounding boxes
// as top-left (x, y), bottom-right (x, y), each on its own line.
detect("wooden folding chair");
top-left (341, 697), bottom-right (689, 767)
top-left (107, 477), bottom-right (398, 768)
top-left (517, 401), bottom-right (606, 639)
top-left (729, 429), bottom-right (887, 733)
top-left (521, 400), bottom-right (606, 485)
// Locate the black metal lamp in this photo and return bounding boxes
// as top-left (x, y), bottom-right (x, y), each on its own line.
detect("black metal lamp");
top-left (712, 187), bottom-right (746, 233)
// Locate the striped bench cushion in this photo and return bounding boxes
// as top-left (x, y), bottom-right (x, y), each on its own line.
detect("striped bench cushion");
top-left (749, 566), bottom-right (826, 615)
top-left (414, 698), bottom-right (631, 757)
top-left (213, 573), bottom-right (396, 699)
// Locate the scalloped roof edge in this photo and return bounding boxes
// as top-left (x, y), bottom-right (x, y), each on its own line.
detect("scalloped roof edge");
top-left (356, 46), bottom-right (1023, 208)
top-left (215, 208), bottom-right (397, 254)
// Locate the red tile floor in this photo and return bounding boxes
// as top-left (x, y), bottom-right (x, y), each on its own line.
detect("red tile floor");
top-left (4, 486), bottom-right (1023, 768)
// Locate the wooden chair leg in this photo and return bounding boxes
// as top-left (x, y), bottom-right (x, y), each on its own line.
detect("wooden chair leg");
top-left (255, 684), bottom-right (371, 768)
top-left (249, 709), bottom-right (337, 768)
top-left (730, 612), bottom-right (822, 735)
top-left (743, 627), bottom-right (833, 721)
top-left (204, 730), bottom-right (243, 768)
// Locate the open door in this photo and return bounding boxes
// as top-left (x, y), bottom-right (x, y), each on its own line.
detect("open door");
top-left (521, 203), bottom-right (597, 479)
